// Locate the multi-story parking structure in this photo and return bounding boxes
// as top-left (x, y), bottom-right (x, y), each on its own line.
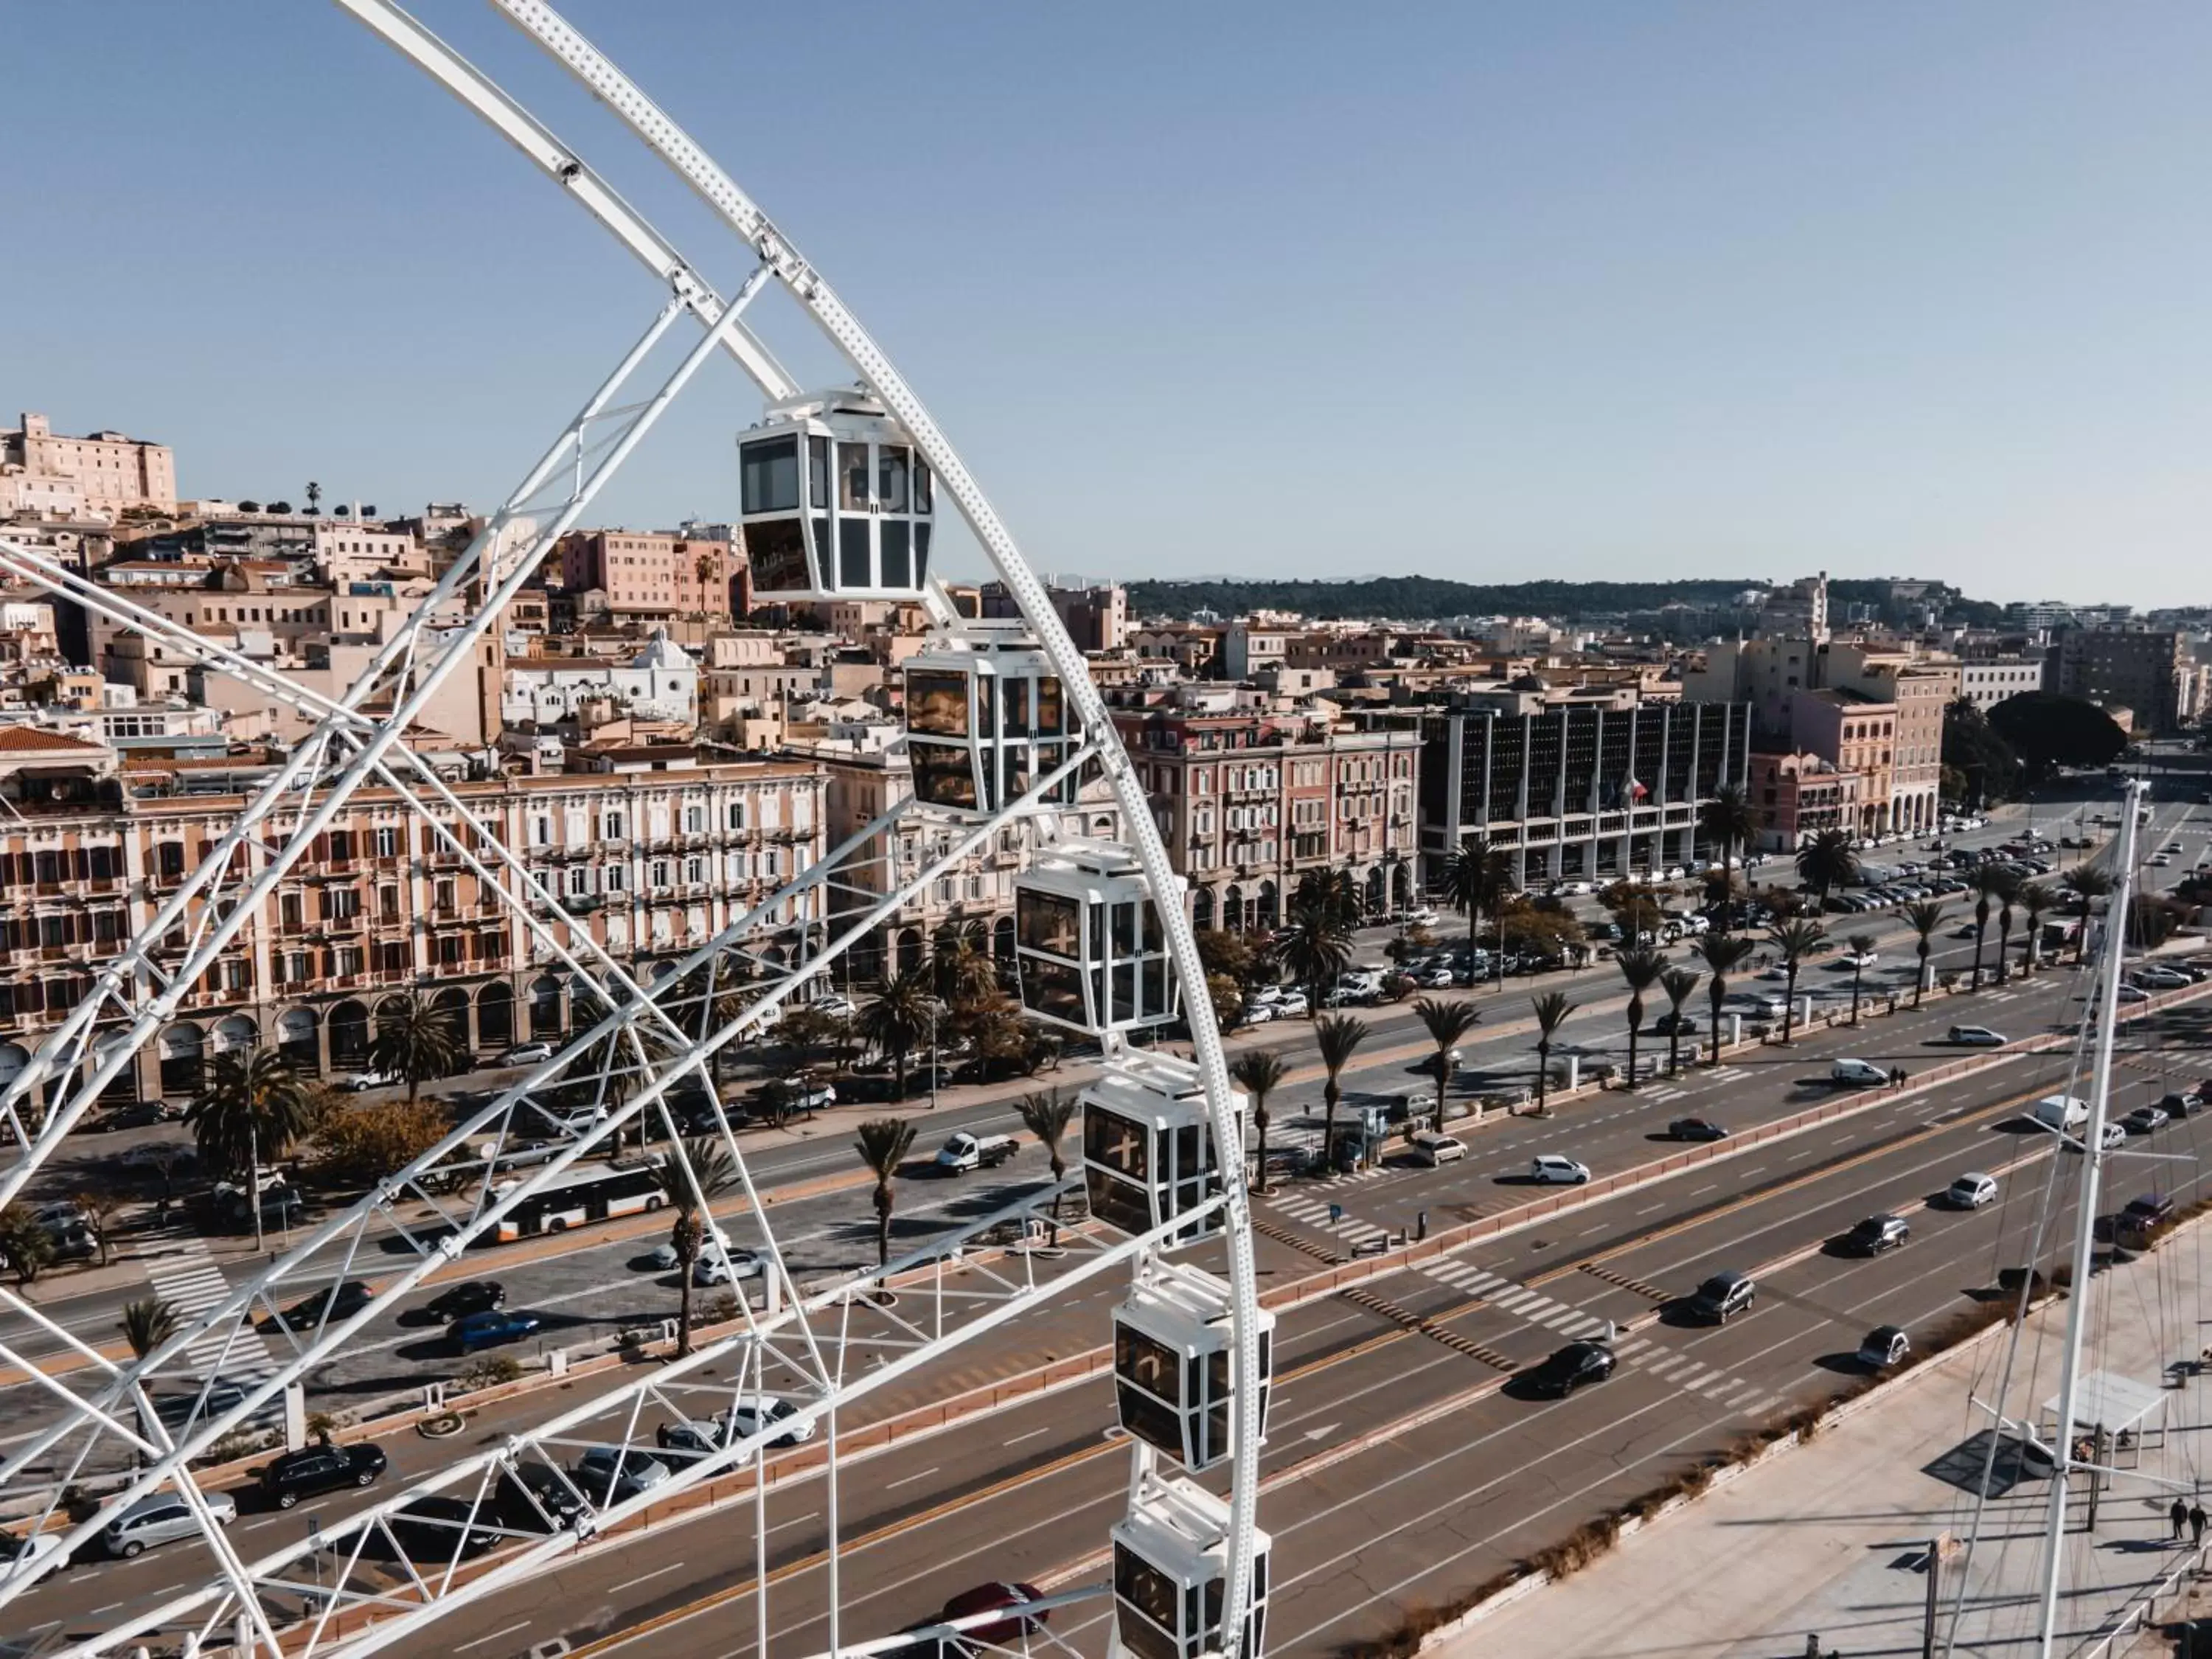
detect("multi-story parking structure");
top-left (0, 731), bottom-right (824, 1106)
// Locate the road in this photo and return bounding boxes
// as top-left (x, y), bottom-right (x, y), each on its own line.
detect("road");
top-left (7, 794), bottom-right (2207, 1654)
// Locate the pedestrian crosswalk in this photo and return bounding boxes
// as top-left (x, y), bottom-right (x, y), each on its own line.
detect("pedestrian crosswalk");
top-left (144, 1233), bottom-right (277, 1381)
top-left (1266, 1191), bottom-right (1393, 1248)
top-left (1413, 1255), bottom-right (1788, 1416)
top-left (1641, 1084), bottom-right (1694, 1105)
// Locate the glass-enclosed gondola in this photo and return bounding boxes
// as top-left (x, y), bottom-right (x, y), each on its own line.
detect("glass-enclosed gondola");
top-left (1111, 1475), bottom-right (1271, 1659)
top-left (739, 386), bottom-right (935, 600)
top-left (1082, 1052), bottom-right (1242, 1246)
top-left (905, 625), bottom-right (1077, 815)
top-left (1015, 839), bottom-right (1178, 1035)
top-left (1114, 1261), bottom-right (1275, 1472)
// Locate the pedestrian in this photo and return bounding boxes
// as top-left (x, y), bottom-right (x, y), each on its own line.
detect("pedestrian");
top-left (2172, 1497), bottom-right (2189, 1540)
top-left (2192, 1501), bottom-right (2206, 1546)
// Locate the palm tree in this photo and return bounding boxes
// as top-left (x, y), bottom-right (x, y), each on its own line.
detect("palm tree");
top-left (369, 992), bottom-right (464, 1107)
top-left (647, 1138), bottom-right (737, 1356)
top-left (852, 1118), bottom-right (917, 1269)
top-left (1968, 866), bottom-right (2018, 990)
top-left (1441, 835), bottom-right (1514, 981)
top-left (1691, 933), bottom-right (1759, 1065)
top-left (119, 1295), bottom-right (179, 1361)
top-left (1615, 947), bottom-right (1664, 1089)
top-left (930, 920), bottom-right (997, 1007)
top-left (1992, 876), bottom-right (2023, 984)
top-left (1015, 1088), bottom-right (1076, 1235)
top-left (1272, 900), bottom-right (1354, 1017)
top-left (1845, 932), bottom-right (1878, 1026)
top-left (1230, 1049), bottom-right (1288, 1192)
top-left (860, 967), bottom-right (935, 1100)
top-left (1658, 967), bottom-right (1702, 1076)
top-left (1770, 919), bottom-right (1829, 1043)
top-left (1313, 1015), bottom-right (1370, 1176)
top-left (1411, 996), bottom-right (1481, 1132)
top-left (1902, 900), bottom-right (1947, 1007)
top-left (1530, 991), bottom-right (1575, 1113)
top-left (2017, 881), bottom-right (2055, 975)
top-left (184, 1049), bottom-right (312, 1179)
top-left (1697, 785), bottom-right (1760, 902)
top-left (1794, 830), bottom-right (1860, 912)
top-left (1293, 867), bottom-right (1361, 932)
top-left (2063, 866), bottom-right (2113, 964)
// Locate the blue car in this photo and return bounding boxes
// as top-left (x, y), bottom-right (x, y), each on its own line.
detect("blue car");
top-left (450, 1310), bottom-right (541, 1354)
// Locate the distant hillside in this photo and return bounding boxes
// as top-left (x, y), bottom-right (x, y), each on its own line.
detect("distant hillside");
top-left (1123, 576), bottom-right (1762, 622)
top-left (1124, 574), bottom-right (2000, 627)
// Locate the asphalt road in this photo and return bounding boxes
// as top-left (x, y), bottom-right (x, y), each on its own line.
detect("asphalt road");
top-left (9, 793), bottom-right (2207, 1652)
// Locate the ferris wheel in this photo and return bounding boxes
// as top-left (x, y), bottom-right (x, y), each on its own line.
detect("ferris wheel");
top-left (0, 4), bottom-right (1267, 1656)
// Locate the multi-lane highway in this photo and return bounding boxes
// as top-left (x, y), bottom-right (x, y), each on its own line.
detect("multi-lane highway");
top-left (7, 795), bottom-right (2207, 1656)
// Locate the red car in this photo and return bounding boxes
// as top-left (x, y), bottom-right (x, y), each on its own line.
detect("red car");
top-left (893, 1582), bottom-right (1048, 1654)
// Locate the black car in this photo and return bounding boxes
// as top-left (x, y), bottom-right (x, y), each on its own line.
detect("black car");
top-left (1667, 1118), bottom-right (1728, 1142)
top-left (1650, 1012), bottom-right (1700, 1037)
top-left (1688, 1271), bottom-right (1756, 1322)
top-left (270, 1279), bottom-right (375, 1332)
top-left (1528, 1340), bottom-right (1617, 1398)
top-left (389, 1497), bottom-right (504, 1560)
top-left (2160, 1091), bottom-right (2205, 1119)
top-left (496, 1465), bottom-right (587, 1533)
top-left (260, 1441), bottom-right (387, 1509)
top-left (423, 1280), bottom-right (506, 1323)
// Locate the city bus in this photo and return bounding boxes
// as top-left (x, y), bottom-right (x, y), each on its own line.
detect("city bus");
top-left (490, 1158), bottom-right (665, 1242)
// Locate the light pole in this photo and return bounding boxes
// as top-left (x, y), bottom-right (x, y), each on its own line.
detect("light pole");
top-left (250, 1121), bottom-right (264, 1256)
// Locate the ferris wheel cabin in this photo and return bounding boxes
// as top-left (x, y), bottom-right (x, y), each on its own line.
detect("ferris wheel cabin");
top-left (1082, 1051), bottom-right (1242, 1245)
top-left (738, 387), bottom-right (935, 600)
top-left (1111, 1475), bottom-right (1271, 1659)
top-left (1015, 839), bottom-right (1180, 1035)
top-left (904, 625), bottom-right (1079, 815)
top-left (1114, 1259), bottom-right (1275, 1472)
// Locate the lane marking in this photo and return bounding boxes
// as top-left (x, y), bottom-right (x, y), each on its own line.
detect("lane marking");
top-left (456, 1622), bottom-right (534, 1653)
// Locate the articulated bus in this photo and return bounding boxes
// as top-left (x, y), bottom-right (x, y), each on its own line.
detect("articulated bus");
top-left (491, 1157), bottom-right (665, 1242)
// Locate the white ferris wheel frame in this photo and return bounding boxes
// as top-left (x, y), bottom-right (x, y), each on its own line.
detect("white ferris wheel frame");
top-left (0, 2), bottom-right (1265, 1655)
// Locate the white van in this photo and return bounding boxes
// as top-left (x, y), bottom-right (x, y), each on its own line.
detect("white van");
top-left (1830, 1058), bottom-right (1891, 1088)
top-left (2031, 1095), bottom-right (2090, 1133)
top-left (1409, 1130), bottom-right (1467, 1166)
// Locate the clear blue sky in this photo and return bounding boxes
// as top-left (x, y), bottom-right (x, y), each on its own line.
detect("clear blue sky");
top-left (10, 2), bottom-right (2212, 607)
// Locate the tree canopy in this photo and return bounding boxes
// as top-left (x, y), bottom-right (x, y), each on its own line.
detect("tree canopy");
top-left (1986, 693), bottom-right (2128, 782)
top-left (1941, 698), bottom-right (2022, 805)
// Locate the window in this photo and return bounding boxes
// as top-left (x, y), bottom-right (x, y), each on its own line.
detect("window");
top-left (605, 863), bottom-right (626, 892)
top-left (375, 825), bottom-right (402, 858)
top-left (568, 866), bottom-right (591, 896)
top-left (685, 856), bottom-right (705, 885)
top-left (726, 799), bottom-right (747, 831)
top-left (320, 886), bottom-right (360, 922)
top-left (650, 859), bottom-right (670, 891)
top-left (740, 436), bottom-right (800, 514)
top-left (379, 885), bottom-right (400, 919)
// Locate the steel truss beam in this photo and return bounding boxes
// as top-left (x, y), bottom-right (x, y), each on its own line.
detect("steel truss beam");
top-left (62, 1189), bottom-right (1210, 1659)
top-left (0, 746), bottom-right (1095, 1630)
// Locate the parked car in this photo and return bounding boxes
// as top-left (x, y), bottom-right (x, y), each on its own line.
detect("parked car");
top-left (1526, 1340), bottom-right (1617, 1398)
top-left (150, 1378), bottom-right (254, 1432)
top-left (343, 1068), bottom-right (404, 1093)
top-left (496, 1465), bottom-right (587, 1532)
top-left (0, 1528), bottom-right (66, 1586)
top-left (1842, 1214), bottom-right (1910, 1256)
top-left (424, 1280), bottom-right (506, 1323)
top-left (1528, 1154), bottom-right (1590, 1186)
top-left (572, 1447), bottom-right (670, 1504)
top-left (1666, 1118), bottom-right (1728, 1142)
top-left (497, 1041), bottom-right (557, 1066)
top-left (810, 994), bottom-right (859, 1020)
top-left (104, 1491), bottom-right (237, 1558)
top-left (2116, 984), bottom-right (2151, 1004)
top-left (1688, 1270), bottom-right (1756, 1323)
top-left (1947, 1025), bottom-right (2006, 1047)
top-left (654, 1417), bottom-right (734, 1465)
top-left (1272, 990), bottom-right (1310, 1018)
top-left (1947, 1172), bottom-right (2000, 1210)
top-left (260, 1441), bottom-right (388, 1509)
top-left (2116, 1193), bottom-right (2177, 1248)
top-left (1649, 1011), bottom-right (1700, 1037)
top-left (1858, 1326), bottom-right (1911, 1369)
top-left (1408, 1130), bottom-right (1466, 1166)
top-left (389, 1496), bottom-right (504, 1559)
top-left (2135, 967), bottom-right (2191, 990)
top-left (692, 1249), bottom-right (764, 1286)
top-left (2160, 1091), bottom-right (2205, 1119)
top-left (936, 1132), bottom-right (1018, 1174)
top-left (1238, 1001), bottom-right (1277, 1026)
top-left (117, 1138), bottom-right (196, 1169)
top-left (717, 1393), bottom-right (818, 1448)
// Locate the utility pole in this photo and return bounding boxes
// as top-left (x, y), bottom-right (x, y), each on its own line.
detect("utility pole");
top-left (250, 1121), bottom-right (264, 1255)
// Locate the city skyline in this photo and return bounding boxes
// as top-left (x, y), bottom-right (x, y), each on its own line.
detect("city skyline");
top-left (10, 2), bottom-right (2212, 607)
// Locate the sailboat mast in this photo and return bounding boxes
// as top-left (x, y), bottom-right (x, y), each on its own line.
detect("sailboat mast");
top-left (2037, 778), bottom-right (2146, 1658)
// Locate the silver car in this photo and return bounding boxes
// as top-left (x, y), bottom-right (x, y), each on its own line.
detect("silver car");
top-left (104, 1490), bottom-right (237, 1557)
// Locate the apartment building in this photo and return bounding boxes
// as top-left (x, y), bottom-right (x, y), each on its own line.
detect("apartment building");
top-left (1957, 655), bottom-right (2048, 713)
top-left (1114, 704), bottom-right (1422, 928)
top-left (2, 413), bottom-right (176, 517)
top-left (1746, 749), bottom-right (1865, 851)
top-left (2057, 627), bottom-right (2191, 734)
top-left (0, 740), bottom-right (824, 1104)
top-left (1788, 689), bottom-right (1896, 835)
top-left (1417, 685), bottom-right (1751, 888)
top-left (557, 527), bottom-right (738, 622)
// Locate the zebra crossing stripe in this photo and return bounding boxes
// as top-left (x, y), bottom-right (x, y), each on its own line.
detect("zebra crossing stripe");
top-left (1615, 1338), bottom-right (1649, 1357)
top-left (1534, 1308), bottom-right (1582, 1330)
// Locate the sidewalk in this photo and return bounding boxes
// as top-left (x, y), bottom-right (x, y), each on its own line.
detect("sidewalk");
top-left (1446, 1218), bottom-right (2212, 1659)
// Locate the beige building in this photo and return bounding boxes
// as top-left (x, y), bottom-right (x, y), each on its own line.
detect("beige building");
top-left (2, 413), bottom-right (176, 517)
top-left (315, 521), bottom-right (426, 584)
top-left (0, 740), bottom-right (824, 1102)
top-left (557, 527), bottom-right (738, 622)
